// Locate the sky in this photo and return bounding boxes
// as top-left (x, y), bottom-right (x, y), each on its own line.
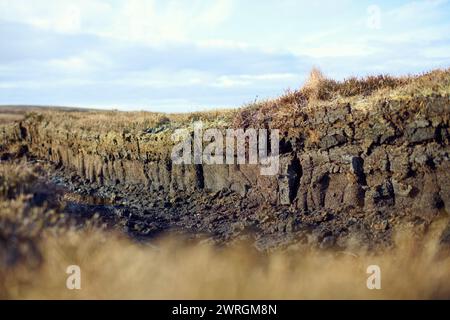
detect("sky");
top-left (0, 0), bottom-right (449, 112)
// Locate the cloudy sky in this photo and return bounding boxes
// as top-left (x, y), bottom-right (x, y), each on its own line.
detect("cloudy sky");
top-left (1, 0), bottom-right (449, 112)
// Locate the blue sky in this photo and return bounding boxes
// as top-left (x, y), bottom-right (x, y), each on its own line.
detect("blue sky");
top-left (1, 0), bottom-right (449, 112)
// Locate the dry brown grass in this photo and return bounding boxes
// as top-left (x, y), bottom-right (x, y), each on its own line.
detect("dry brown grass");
top-left (0, 113), bottom-right (25, 125)
top-left (232, 67), bottom-right (450, 130)
top-left (301, 67), bottom-right (327, 100)
top-left (2, 221), bottom-right (450, 299)
top-left (300, 70), bottom-right (410, 101)
top-left (25, 108), bottom-right (237, 135)
top-left (0, 161), bottom-right (37, 198)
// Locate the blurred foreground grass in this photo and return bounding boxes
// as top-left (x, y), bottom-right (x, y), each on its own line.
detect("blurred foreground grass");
top-left (1, 161), bottom-right (450, 299)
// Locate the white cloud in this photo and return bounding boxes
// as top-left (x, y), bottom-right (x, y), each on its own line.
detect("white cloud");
top-left (198, 0), bottom-right (233, 27)
top-left (48, 57), bottom-right (89, 73)
top-left (387, 0), bottom-right (448, 22)
top-left (1, 0), bottom-right (449, 112)
top-left (45, 51), bottom-right (113, 75)
top-left (212, 73), bottom-right (298, 88)
top-left (196, 39), bottom-right (251, 50)
top-left (108, 69), bottom-right (213, 88)
top-left (0, 78), bottom-right (96, 89)
top-left (421, 45), bottom-right (450, 59)
top-left (0, 0), bottom-right (234, 46)
top-left (108, 0), bottom-right (235, 45)
top-left (295, 43), bottom-right (377, 58)
top-left (0, 0), bottom-right (113, 33)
